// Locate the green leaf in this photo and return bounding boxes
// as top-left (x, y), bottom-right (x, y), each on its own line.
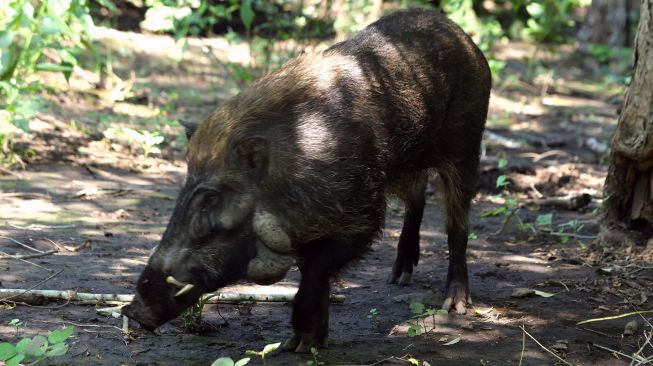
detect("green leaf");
top-left (7, 353), bottom-right (25, 366)
top-left (45, 343), bottom-right (68, 357)
top-left (408, 357), bottom-right (419, 365)
top-left (15, 338), bottom-right (30, 354)
top-left (496, 175), bottom-right (509, 188)
top-left (0, 343), bottom-right (17, 361)
top-left (262, 342), bottom-right (281, 355)
top-left (533, 290), bottom-right (554, 298)
top-left (24, 335), bottom-right (48, 357)
top-left (409, 302), bottom-right (425, 315)
top-left (12, 117), bottom-right (30, 132)
top-left (234, 358), bottom-right (250, 366)
top-left (407, 325), bottom-right (421, 337)
top-left (35, 62), bottom-right (74, 73)
top-left (0, 31), bottom-right (15, 49)
top-left (211, 357), bottom-right (235, 366)
top-left (48, 326), bottom-right (73, 344)
top-left (48, 0), bottom-right (73, 17)
top-left (535, 213), bottom-right (553, 227)
top-left (497, 159), bottom-right (508, 169)
top-left (480, 206), bottom-right (506, 218)
top-left (57, 49), bottom-right (78, 66)
top-left (239, 0), bottom-right (254, 31)
top-left (442, 336), bottom-right (461, 346)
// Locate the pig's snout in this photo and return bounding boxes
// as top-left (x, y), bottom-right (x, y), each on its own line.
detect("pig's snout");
top-left (123, 266), bottom-right (204, 331)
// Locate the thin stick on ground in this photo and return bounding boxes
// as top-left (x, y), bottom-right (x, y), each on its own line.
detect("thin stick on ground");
top-left (0, 288), bottom-right (346, 305)
top-left (591, 343), bottom-right (645, 363)
top-left (520, 325), bottom-right (573, 366)
top-left (0, 235), bottom-right (44, 253)
top-left (0, 250), bottom-right (53, 272)
top-left (519, 326), bottom-right (526, 366)
top-left (630, 329), bottom-right (653, 366)
top-left (6, 222), bottom-right (76, 230)
top-left (0, 249), bottom-right (57, 260)
top-left (577, 311), bottom-right (653, 325)
top-left (0, 269), bottom-right (64, 302)
top-left (44, 238), bottom-right (68, 252)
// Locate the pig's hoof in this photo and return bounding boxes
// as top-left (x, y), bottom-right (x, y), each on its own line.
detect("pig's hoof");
top-left (281, 335), bottom-right (300, 352)
top-left (387, 271), bottom-right (412, 286)
top-left (398, 271), bottom-right (412, 286)
top-left (442, 282), bottom-right (471, 314)
top-left (281, 335), bottom-right (327, 353)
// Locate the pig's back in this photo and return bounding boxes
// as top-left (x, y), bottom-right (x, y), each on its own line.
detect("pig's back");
top-left (325, 9), bottom-right (491, 175)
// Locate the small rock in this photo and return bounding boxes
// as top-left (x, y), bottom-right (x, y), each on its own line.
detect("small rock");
top-left (511, 288), bottom-right (535, 298)
top-left (624, 320), bottom-right (638, 336)
top-left (551, 340), bottom-right (568, 352)
top-left (392, 290), bottom-right (443, 306)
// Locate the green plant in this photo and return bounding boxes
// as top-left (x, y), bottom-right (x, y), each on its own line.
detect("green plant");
top-left (211, 357), bottom-right (250, 366)
top-left (534, 213), bottom-right (553, 229)
top-left (521, 0), bottom-right (582, 43)
top-left (406, 302), bottom-right (447, 337)
top-left (306, 346), bottom-right (323, 366)
top-left (103, 127), bottom-right (165, 158)
top-left (245, 342), bottom-right (281, 365)
top-left (367, 307), bottom-right (379, 320)
top-left (0, 325), bottom-right (74, 366)
top-left (180, 294), bottom-right (216, 332)
top-left (1, 0), bottom-right (98, 126)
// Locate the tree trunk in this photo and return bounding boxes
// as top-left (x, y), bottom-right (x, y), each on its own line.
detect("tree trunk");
top-left (600, 0), bottom-right (653, 246)
top-left (579, 0), bottom-right (639, 47)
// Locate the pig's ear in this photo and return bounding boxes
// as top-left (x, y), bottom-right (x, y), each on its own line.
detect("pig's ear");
top-left (180, 120), bottom-right (199, 140)
top-left (234, 136), bottom-right (269, 177)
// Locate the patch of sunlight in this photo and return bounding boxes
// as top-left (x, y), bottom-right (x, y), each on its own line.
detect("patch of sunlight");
top-left (226, 45), bottom-right (252, 64)
top-left (498, 254), bottom-right (550, 266)
top-left (224, 283), bottom-right (301, 295)
top-left (541, 95), bottom-right (612, 109)
top-left (10, 199), bottom-right (59, 213)
top-left (112, 102), bottom-right (160, 118)
top-left (490, 92), bottom-right (546, 116)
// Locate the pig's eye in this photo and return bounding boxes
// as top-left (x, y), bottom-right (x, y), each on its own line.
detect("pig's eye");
top-left (201, 192), bottom-right (220, 211)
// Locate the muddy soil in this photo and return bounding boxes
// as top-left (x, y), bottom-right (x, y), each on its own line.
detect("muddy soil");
top-left (1, 29), bottom-right (652, 366)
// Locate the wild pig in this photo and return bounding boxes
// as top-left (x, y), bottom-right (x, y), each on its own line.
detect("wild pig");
top-left (123, 8), bottom-right (491, 352)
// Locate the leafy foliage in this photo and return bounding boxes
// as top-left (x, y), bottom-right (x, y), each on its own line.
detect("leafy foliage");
top-left (0, 326), bottom-right (74, 366)
top-left (0, 0), bottom-right (98, 124)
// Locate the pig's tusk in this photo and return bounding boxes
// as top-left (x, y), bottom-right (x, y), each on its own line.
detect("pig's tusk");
top-left (174, 284), bottom-right (194, 297)
top-left (166, 276), bottom-right (187, 288)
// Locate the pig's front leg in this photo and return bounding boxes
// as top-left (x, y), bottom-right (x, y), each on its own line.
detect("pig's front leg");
top-left (282, 235), bottom-right (372, 353)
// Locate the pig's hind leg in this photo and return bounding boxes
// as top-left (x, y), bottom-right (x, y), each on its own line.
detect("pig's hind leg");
top-left (387, 172), bottom-right (427, 286)
top-left (283, 235), bottom-right (373, 353)
top-left (437, 155), bottom-right (480, 314)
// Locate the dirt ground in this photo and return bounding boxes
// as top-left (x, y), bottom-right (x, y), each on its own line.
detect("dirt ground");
top-left (1, 28), bottom-right (652, 366)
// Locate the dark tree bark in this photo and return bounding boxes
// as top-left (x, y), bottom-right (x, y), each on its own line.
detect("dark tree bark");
top-left (579, 0), bottom-right (640, 47)
top-left (600, 0), bottom-right (653, 246)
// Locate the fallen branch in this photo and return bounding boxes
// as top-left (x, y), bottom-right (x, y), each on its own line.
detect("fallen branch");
top-left (6, 222), bottom-right (77, 230)
top-left (0, 250), bottom-right (53, 272)
top-left (484, 130), bottom-right (524, 149)
top-left (522, 194), bottom-right (592, 211)
top-left (585, 137), bottom-right (608, 155)
top-left (521, 325), bottom-right (573, 366)
top-left (0, 249), bottom-right (58, 260)
top-left (0, 235), bottom-right (44, 253)
top-left (0, 269), bottom-right (64, 302)
top-left (0, 289), bottom-right (346, 305)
